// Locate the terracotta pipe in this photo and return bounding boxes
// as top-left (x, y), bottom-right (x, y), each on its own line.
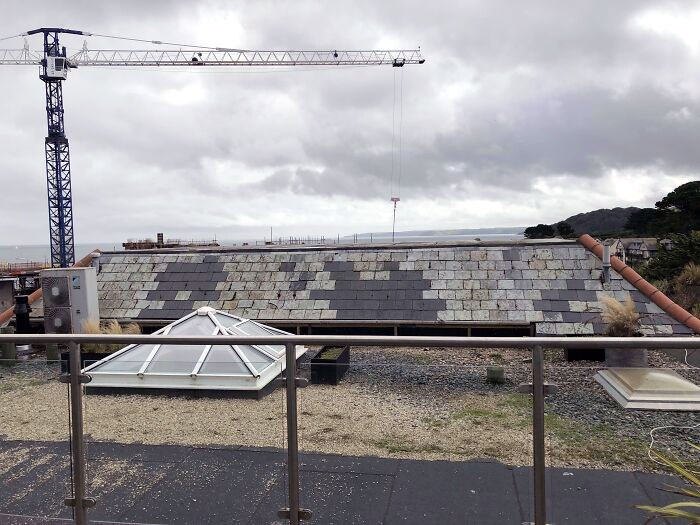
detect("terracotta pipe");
top-left (0, 251), bottom-right (100, 326)
top-left (578, 234), bottom-right (700, 334)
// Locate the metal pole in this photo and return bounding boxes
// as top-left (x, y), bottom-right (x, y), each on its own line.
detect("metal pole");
top-left (68, 341), bottom-right (88, 525)
top-left (285, 342), bottom-right (300, 525)
top-left (532, 345), bottom-right (546, 525)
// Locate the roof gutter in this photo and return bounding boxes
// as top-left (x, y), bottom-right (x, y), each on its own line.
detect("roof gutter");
top-left (578, 234), bottom-right (700, 334)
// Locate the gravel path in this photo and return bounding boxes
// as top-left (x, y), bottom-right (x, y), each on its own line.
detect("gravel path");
top-left (0, 348), bottom-right (697, 472)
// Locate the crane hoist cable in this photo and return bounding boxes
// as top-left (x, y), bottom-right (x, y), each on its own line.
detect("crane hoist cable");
top-left (80, 31), bottom-right (243, 51)
top-left (0, 33), bottom-right (25, 41)
top-left (390, 65), bottom-right (404, 243)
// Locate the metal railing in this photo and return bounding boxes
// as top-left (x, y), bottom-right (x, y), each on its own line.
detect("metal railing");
top-left (1, 333), bottom-right (698, 525)
top-left (0, 261), bottom-right (50, 274)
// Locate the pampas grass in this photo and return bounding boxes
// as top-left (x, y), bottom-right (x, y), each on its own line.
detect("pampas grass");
top-left (600, 295), bottom-right (641, 337)
top-left (675, 262), bottom-right (700, 287)
top-left (670, 262), bottom-right (700, 313)
top-left (80, 319), bottom-right (140, 353)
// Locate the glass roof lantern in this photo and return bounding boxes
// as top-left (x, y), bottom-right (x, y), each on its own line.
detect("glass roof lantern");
top-left (83, 307), bottom-right (305, 392)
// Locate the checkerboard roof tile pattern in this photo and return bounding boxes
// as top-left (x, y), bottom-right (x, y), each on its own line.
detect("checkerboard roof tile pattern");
top-left (28, 241), bottom-right (691, 336)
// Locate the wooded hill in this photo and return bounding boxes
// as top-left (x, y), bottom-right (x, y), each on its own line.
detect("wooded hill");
top-left (524, 181), bottom-right (699, 238)
top-left (563, 207), bottom-right (640, 236)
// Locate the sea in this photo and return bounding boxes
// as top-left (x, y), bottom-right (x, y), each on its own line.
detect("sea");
top-left (0, 233), bottom-right (524, 264)
top-left (0, 244), bottom-right (119, 264)
top-left (344, 233), bottom-right (524, 244)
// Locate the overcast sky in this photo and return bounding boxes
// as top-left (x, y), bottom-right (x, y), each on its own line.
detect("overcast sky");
top-left (0, 1), bottom-right (698, 244)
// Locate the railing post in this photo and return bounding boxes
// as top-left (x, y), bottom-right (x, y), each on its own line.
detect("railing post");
top-left (68, 341), bottom-right (89, 525)
top-left (532, 345), bottom-right (547, 525)
top-left (285, 341), bottom-right (301, 525)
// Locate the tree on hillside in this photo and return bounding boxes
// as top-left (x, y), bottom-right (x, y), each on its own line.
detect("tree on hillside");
top-left (625, 208), bottom-right (659, 234)
top-left (555, 221), bottom-right (575, 238)
top-left (642, 231), bottom-right (700, 281)
top-left (626, 181), bottom-right (700, 235)
top-left (656, 181), bottom-right (700, 215)
top-left (656, 181), bottom-right (700, 231)
top-left (524, 224), bottom-right (555, 239)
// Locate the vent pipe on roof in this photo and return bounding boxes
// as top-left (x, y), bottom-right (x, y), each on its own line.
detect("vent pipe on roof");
top-left (601, 244), bottom-right (611, 284)
top-left (14, 295), bottom-right (31, 334)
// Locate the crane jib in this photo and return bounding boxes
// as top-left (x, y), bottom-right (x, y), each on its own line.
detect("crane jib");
top-left (1, 49), bottom-right (425, 67)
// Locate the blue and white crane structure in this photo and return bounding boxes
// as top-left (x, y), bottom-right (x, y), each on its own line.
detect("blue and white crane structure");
top-left (0, 27), bottom-right (425, 267)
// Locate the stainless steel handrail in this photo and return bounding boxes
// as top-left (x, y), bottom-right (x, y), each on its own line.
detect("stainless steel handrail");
top-left (0, 334), bottom-right (697, 348)
top-left (0, 333), bottom-right (697, 525)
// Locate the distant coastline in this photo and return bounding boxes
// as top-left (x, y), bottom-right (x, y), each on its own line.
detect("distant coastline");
top-left (345, 226), bottom-right (525, 239)
top-left (0, 243), bottom-right (118, 264)
top-left (1, 228), bottom-right (526, 263)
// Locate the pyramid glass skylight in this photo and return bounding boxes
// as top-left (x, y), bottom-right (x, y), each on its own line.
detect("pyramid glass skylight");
top-left (83, 307), bottom-right (304, 391)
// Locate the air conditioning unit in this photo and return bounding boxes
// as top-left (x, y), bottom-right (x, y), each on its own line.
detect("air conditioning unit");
top-left (40, 267), bottom-right (99, 334)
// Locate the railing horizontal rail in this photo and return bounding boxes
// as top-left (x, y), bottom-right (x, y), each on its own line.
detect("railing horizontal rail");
top-left (0, 334), bottom-right (697, 348)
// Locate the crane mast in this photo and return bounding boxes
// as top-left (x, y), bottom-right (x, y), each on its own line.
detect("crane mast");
top-left (2, 28), bottom-right (424, 267)
top-left (31, 28), bottom-right (83, 267)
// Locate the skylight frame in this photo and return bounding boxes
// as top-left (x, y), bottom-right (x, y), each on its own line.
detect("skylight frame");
top-left (81, 308), bottom-right (304, 391)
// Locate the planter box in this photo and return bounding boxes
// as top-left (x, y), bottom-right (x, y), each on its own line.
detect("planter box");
top-left (486, 366), bottom-right (505, 384)
top-left (565, 348), bottom-right (605, 362)
top-left (60, 350), bottom-right (111, 373)
top-left (605, 347), bottom-right (648, 368)
top-left (311, 345), bottom-right (350, 385)
top-left (0, 326), bottom-right (16, 366)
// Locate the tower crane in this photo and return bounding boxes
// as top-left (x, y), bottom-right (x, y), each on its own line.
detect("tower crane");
top-left (0, 28), bottom-right (425, 267)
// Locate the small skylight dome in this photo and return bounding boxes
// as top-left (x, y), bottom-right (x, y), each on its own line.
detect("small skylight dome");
top-left (83, 307), bottom-right (304, 395)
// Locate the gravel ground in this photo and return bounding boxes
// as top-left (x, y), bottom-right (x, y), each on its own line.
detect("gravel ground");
top-left (337, 346), bottom-right (699, 442)
top-left (543, 350), bottom-right (699, 454)
top-left (331, 346), bottom-right (699, 468)
top-left (0, 348), bottom-right (697, 472)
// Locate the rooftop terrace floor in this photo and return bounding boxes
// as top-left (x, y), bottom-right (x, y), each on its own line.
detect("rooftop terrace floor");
top-left (0, 439), bottom-right (681, 525)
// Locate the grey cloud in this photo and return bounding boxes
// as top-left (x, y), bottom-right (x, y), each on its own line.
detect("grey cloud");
top-left (1, 0), bottom-right (699, 243)
top-left (437, 84), bottom-right (700, 181)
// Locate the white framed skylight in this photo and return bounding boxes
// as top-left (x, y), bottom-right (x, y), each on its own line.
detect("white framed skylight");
top-left (83, 307), bottom-right (305, 391)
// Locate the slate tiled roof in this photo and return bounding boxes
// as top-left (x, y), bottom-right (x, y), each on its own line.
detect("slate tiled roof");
top-left (27, 240), bottom-right (693, 336)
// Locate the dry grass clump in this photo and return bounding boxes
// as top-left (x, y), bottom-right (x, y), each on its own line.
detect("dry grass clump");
top-left (600, 295), bottom-right (641, 337)
top-left (653, 278), bottom-right (672, 296)
top-left (674, 262), bottom-right (700, 287)
top-left (81, 320), bottom-right (140, 353)
top-left (668, 262), bottom-right (700, 313)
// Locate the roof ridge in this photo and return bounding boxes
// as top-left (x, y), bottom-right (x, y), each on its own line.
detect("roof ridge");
top-left (578, 234), bottom-right (700, 334)
top-left (98, 238), bottom-right (577, 256)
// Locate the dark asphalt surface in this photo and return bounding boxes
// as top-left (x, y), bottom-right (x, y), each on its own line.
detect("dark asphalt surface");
top-left (0, 439), bottom-right (680, 524)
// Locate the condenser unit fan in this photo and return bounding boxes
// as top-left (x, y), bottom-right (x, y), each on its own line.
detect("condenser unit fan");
top-left (42, 276), bottom-right (70, 308)
top-left (44, 307), bottom-right (72, 334)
